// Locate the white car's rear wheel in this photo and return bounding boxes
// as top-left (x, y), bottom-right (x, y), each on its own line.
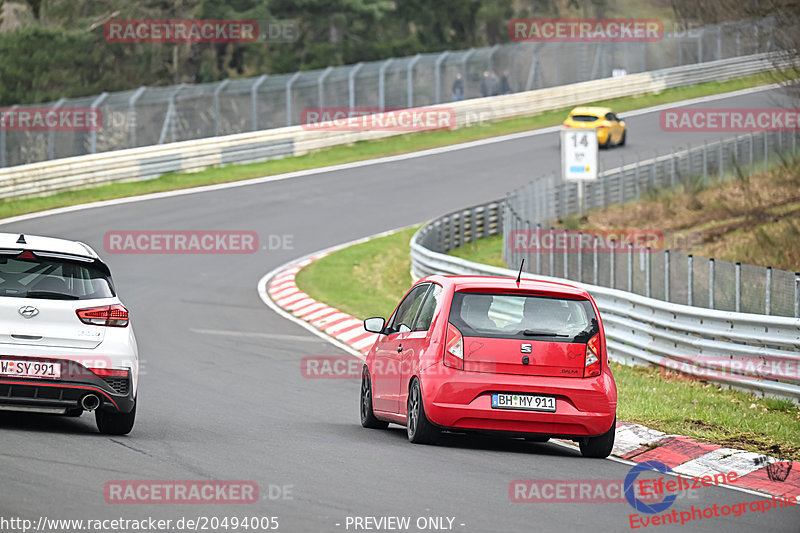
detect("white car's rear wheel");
top-left (96, 400), bottom-right (136, 435)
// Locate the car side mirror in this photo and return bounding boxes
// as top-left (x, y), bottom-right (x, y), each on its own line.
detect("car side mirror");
top-left (364, 317), bottom-right (386, 334)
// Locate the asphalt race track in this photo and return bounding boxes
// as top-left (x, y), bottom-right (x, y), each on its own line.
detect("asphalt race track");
top-left (1, 86), bottom-right (798, 533)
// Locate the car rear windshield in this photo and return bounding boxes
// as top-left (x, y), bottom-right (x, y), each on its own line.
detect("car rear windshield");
top-left (569, 114), bottom-right (600, 122)
top-left (0, 254), bottom-right (115, 300)
top-left (448, 292), bottom-right (598, 342)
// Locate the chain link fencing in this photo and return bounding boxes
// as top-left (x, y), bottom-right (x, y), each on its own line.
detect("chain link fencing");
top-left (0, 18), bottom-right (782, 168)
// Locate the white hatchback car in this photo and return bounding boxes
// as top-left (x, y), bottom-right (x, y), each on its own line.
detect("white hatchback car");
top-left (0, 233), bottom-right (138, 434)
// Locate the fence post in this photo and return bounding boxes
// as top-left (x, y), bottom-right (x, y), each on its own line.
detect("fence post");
top-left (609, 240), bottom-right (616, 289)
top-left (735, 262), bottom-right (741, 312)
top-left (687, 254), bottom-right (693, 306)
top-left (348, 63), bottom-right (364, 110)
top-left (593, 235), bottom-right (599, 285)
top-left (378, 59), bottom-right (393, 111)
top-left (619, 157), bottom-right (626, 204)
top-left (89, 92), bottom-right (108, 154)
top-left (128, 87), bottom-right (146, 148)
top-left (285, 71), bottom-right (302, 127)
top-left (47, 98), bottom-right (67, 160)
top-left (252, 74), bottom-right (269, 131)
top-left (316, 67), bottom-right (332, 109)
top-left (577, 232), bottom-right (583, 283)
top-left (702, 141), bottom-right (708, 187)
top-left (407, 54), bottom-right (422, 108)
top-left (765, 266), bottom-right (772, 315)
top-left (535, 222), bottom-right (542, 275)
top-left (763, 132), bottom-right (768, 172)
top-left (213, 79), bottom-right (229, 137)
top-left (718, 142), bottom-right (723, 182)
top-left (434, 52), bottom-right (449, 104)
top-left (488, 44), bottom-right (500, 73)
top-left (563, 228), bottom-right (568, 278)
top-left (634, 160), bottom-right (640, 201)
top-left (708, 258), bottom-right (715, 309)
top-left (795, 272), bottom-right (800, 318)
top-left (0, 104), bottom-right (15, 167)
top-left (664, 250), bottom-right (670, 302)
top-left (645, 247), bottom-right (651, 298)
top-left (461, 49), bottom-right (476, 97)
top-left (549, 226), bottom-right (555, 277)
top-left (627, 242), bottom-right (633, 292)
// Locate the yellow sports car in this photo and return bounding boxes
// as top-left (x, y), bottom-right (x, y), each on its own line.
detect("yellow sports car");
top-left (562, 107), bottom-right (626, 148)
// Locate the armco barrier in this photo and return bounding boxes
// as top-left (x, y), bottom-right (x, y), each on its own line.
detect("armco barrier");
top-left (0, 53), bottom-right (790, 199)
top-left (410, 201), bottom-right (800, 401)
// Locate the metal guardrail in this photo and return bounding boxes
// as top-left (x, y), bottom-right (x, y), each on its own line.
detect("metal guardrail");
top-left (0, 18), bottom-right (777, 169)
top-left (0, 53), bottom-right (788, 199)
top-left (410, 201), bottom-right (800, 401)
top-left (504, 130), bottom-right (800, 318)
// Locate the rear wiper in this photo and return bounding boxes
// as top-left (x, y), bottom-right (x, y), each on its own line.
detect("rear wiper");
top-left (523, 329), bottom-right (568, 337)
top-left (24, 290), bottom-right (79, 300)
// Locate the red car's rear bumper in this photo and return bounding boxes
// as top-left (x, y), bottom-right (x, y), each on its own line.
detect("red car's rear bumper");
top-left (420, 364), bottom-right (616, 438)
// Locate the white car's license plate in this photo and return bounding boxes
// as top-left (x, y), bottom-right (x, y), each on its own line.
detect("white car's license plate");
top-left (491, 393), bottom-right (555, 412)
top-left (0, 359), bottom-right (61, 379)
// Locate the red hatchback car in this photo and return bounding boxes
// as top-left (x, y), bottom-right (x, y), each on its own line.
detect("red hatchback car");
top-left (360, 275), bottom-right (617, 458)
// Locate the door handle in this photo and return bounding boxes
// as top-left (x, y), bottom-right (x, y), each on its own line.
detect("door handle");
top-left (396, 345), bottom-right (403, 353)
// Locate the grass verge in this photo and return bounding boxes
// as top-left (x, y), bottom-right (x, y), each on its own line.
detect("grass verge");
top-left (1, 71), bottom-right (780, 221)
top-left (294, 227), bottom-right (800, 460)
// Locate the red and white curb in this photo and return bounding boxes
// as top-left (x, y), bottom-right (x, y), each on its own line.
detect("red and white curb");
top-left (262, 252), bottom-right (799, 502)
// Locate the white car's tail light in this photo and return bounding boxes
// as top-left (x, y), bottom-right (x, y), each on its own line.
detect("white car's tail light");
top-left (76, 304), bottom-right (129, 327)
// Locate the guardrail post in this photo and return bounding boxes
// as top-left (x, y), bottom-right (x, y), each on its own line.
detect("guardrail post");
top-left (735, 262), bottom-right (742, 312)
top-left (593, 235), bottom-right (599, 285)
top-left (128, 86), bottom-right (146, 148)
top-left (285, 71), bottom-right (302, 127)
top-left (434, 52), bottom-right (449, 104)
top-left (213, 79), bottom-right (230, 137)
top-left (47, 98), bottom-right (67, 160)
top-left (378, 59), bottom-right (393, 111)
top-left (407, 54), bottom-right (422, 108)
top-left (348, 63), bottom-right (364, 110)
top-left (687, 254), bottom-right (693, 306)
top-left (609, 240), bottom-right (615, 289)
top-left (766, 266), bottom-right (772, 315)
top-left (627, 242), bottom-right (633, 292)
top-left (794, 272), bottom-right (800, 318)
top-left (664, 250), bottom-right (670, 302)
top-left (252, 75), bottom-right (268, 131)
top-left (709, 258), bottom-right (715, 309)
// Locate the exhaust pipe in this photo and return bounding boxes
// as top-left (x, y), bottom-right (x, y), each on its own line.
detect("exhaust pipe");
top-left (80, 394), bottom-right (101, 411)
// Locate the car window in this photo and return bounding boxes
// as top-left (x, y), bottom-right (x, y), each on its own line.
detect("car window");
top-left (448, 292), bottom-right (597, 341)
top-left (388, 284), bottom-right (430, 334)
top-left (412, 284), bottom-right (442, 332)
top-left (604, 113), bottom-right (615, 121)
top-left (569, 114), bottom-right (599, 122)
top-left (0, 254), bottom-right (115, 300)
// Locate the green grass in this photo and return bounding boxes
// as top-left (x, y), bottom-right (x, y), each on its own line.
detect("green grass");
top-left (295, 226), bottom-right (800, 460)
top-left (1, 71), bottom-right (781, 221)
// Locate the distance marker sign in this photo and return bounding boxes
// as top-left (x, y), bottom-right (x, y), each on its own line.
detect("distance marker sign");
top-left (561, 128), bottom-right (598, 181)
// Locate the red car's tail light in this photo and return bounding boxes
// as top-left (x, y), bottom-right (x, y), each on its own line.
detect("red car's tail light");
top-left (89, 368), bottom-right (129, 378)
top-left (584, 333), bottom-right (601, 377)
top-left (443, 323), bottom-right (464, 370)
top-left (76, 304), bottom-right (129, 327)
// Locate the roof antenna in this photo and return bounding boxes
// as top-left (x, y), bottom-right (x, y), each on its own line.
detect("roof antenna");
top-left (516, 259), bottom-right (525, 283)
top-left (16, 234), bottom-right (26, 244)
